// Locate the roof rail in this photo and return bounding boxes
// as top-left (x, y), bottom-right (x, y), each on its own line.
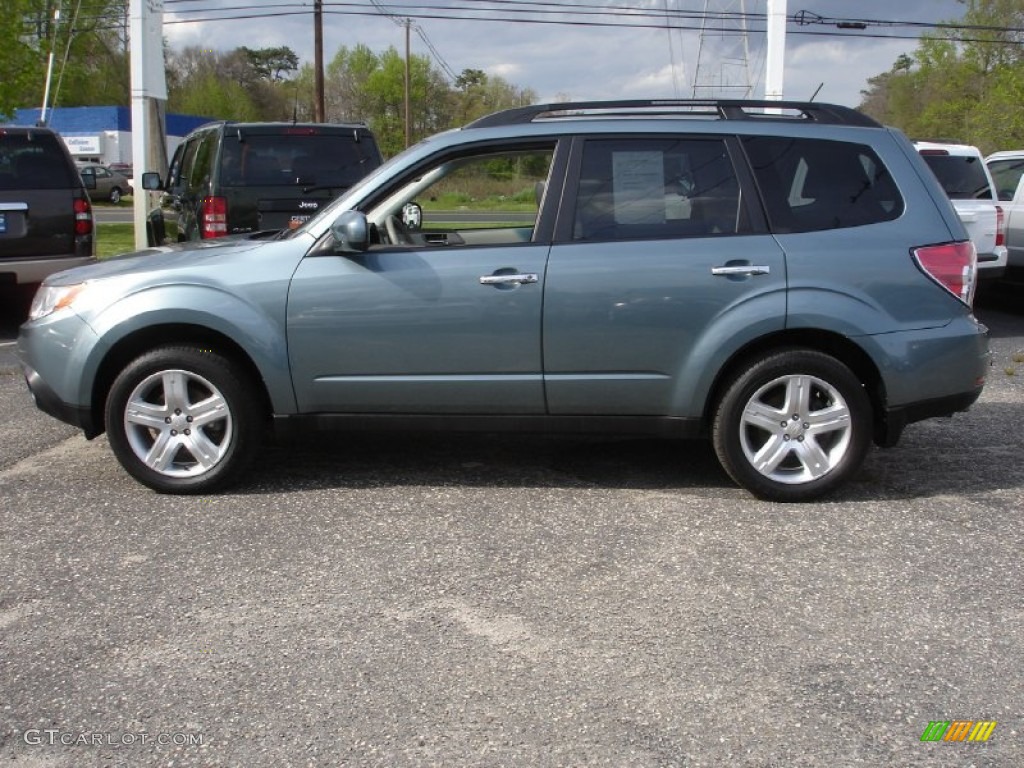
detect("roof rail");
top-left (465, 99), bottom-right (880, 129)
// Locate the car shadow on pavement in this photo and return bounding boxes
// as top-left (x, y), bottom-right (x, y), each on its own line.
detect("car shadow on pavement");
top-left (235, 397), bottom-right (1024, 501)
top-left (245, 433), bottom-right (737, 496)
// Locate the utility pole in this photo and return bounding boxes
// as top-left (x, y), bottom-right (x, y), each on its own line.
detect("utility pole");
top-left (404, 18), bottom-right (411, 148)
top-left (314, 0), bottom-right (325, 121)
top-left (129, 0), bottom-right (168, 249)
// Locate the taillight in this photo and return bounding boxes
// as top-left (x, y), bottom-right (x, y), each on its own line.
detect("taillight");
top-left (995, 204), bottom-right (1005, 247)
top-left (74, 197), bottom-right (92, 236)
top-left (200, 196), bottom-right (227, 238)
top-left (913, 241), bottom-right (977, 305)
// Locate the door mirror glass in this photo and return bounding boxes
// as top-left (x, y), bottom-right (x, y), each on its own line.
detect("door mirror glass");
top-left (401, 202), bottom-right (422, 231)
top-left (141, 172), bottom-right (164, 191)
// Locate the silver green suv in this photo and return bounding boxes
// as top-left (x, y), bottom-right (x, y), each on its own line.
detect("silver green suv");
top-left (17, 100), bottom-right (991, 501)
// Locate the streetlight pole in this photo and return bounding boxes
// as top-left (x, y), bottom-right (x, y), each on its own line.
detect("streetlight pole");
top-left (765, 0), bottom-right (787, 102)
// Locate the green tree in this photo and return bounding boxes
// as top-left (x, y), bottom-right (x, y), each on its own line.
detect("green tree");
top-left (324, 44), bottom-right (452, 156)
top-left (0, 0), bottom-right (42, 119)
top-left (1, 0), bottom-right (131, 119)
top-left (242, 46), bottom-right (299, 81)
top-left (167, 45), bottom-right (298, 121)
top-left (860, 0), bottom-right (1024, 153)
top-left (452, 68), bottom-right (535, 125)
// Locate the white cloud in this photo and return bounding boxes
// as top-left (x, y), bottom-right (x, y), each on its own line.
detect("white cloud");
top-left (157, 0), bottom-right (965, 111)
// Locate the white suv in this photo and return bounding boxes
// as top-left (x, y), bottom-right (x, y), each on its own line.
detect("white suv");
top-left (916, 140), bottom-right (1007, 279)
top-left (985, 149), bottom-right (1024, 283)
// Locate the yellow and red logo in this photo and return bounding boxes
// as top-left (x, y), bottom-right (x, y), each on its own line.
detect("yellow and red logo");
top-left (920, 721), bottom-right (997, 742)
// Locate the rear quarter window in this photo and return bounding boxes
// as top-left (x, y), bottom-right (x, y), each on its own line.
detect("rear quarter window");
top-left (743, 136), bottom-right (904, 233)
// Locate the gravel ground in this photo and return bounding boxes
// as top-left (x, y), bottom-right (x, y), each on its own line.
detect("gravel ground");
top-left (0, 289), bottom-right (1021, 767)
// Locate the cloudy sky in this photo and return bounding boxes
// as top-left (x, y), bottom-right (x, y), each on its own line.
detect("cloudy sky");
top-left (162, 0), bottom-right (967, 108)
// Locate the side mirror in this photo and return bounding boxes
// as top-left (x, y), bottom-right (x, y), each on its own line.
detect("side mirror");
top-left (141, 171), bottom-right (164, 191)
top-left (330, 210), bottom-right (370, 253)
top-left (401, 202), bottom-right (422, 231)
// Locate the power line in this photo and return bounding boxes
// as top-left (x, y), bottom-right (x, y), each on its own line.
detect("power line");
top-left (66, 1), bottom-right (1024, 47)
top-left (155, 2), bottom-right (1024, 39)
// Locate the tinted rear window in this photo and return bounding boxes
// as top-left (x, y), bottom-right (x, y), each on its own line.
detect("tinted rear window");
top-left (219, 132), bottom-right (380, 188)
top-left (0, 133), bottom-right (74, 190)
top-left (919, 154), bottom-right (993, 200)
top-left (743, 137), bottom-right (904, 233)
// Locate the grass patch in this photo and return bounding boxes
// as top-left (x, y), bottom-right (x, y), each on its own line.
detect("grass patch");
top-left (95, 223), bottom-right (138, 259)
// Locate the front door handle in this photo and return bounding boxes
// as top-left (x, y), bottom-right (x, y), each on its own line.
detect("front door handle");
top-left (479, 273), bottom-right (539, 286)
top-left (711, 264), bottom-right (771, 276)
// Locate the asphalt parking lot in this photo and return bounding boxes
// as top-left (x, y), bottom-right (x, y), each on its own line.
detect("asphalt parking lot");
top-left (1, 287), bottom-right (1022, 767)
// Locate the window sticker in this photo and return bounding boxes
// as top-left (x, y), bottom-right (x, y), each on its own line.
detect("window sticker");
top-left (612, 151), bottom-right (666, 225)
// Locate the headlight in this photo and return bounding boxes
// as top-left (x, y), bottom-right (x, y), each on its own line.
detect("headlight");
top-left (28, 283), bottom-right (89, 321)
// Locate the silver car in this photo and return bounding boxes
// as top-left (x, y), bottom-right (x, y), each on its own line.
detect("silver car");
top-left (76, 163), bottom-right (134, 203)
top-left (19, 100), bottom-right (990, 501)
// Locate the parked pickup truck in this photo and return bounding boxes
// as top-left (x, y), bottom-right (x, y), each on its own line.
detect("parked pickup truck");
top-left (916, 141), bottom-right (1006, 279)
top-left (985, 149), bottom-right (1024, 283)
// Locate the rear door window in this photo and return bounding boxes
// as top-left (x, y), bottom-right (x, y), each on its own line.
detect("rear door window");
top-left (743, 137), bottom-right (904, 233)
top-left (569, 137), bottom-right (749, 241)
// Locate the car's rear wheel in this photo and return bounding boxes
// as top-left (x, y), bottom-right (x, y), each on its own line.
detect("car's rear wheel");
top-left (105, 346), bottom-right (262, 493)
top-left (109, 187), bottom-right (122, 204)
top-left (712, 349), bottom-right (872, 502)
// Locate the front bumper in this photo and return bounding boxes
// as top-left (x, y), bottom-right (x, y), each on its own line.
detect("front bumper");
top-left (17, 309), bottom-right (104, 439)
top-left (22, 363), bottom-right (100, 437)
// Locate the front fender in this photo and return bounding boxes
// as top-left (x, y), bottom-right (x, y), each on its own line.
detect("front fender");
top-left (79, 284), bottom-right (297, 414)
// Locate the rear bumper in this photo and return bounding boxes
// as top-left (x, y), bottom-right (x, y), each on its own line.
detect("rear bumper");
top-left (866, 313), bottom-right (990, 446)
top-left (876, 388), bottom-right (983, 447)
top-left (977, 244), bottom-right (1008, 278)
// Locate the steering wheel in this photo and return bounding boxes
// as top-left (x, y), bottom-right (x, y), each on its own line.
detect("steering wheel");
top-left (384, 214), bottom-right (412, 245)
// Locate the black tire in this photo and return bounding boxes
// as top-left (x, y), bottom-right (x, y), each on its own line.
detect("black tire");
top-left (104, 345), bottom-right (263, 494)
top-left (712, 349), bottom-right (872, 502)
top-left (109, 187), bottom-right (122, 204)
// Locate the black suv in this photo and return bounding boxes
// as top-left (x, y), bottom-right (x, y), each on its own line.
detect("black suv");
top-left (148, 121), bottom-right (383, 243)
top-left (0, 126), bottom-right (94, 310)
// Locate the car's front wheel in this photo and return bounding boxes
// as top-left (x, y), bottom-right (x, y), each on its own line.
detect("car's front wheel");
top-left (109, 187), bottom-right (122, 204)
top-left (712, 349), bottom-right (872, 502)
top-left (105, 346), bottom-right (263, 493)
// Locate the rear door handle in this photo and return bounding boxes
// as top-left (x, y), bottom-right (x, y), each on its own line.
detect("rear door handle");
top-left (711, 264), bottom-right (771, 276)
top-left (479, 273), bottom-right (539, 286)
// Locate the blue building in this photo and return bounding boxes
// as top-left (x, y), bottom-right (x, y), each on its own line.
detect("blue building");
top-left (5, 106), bottom-right (212, 165)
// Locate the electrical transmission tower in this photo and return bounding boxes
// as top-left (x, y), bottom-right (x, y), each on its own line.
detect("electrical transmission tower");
top-left (691, 0), bottom-right (757, 99)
